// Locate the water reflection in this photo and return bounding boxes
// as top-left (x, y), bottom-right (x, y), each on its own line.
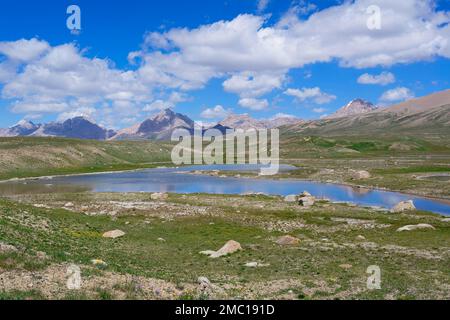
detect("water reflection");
top-left (0, 165), bottom-right (449, 215)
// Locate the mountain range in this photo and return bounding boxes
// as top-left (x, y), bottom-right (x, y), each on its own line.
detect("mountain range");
top-left (1, 89), bottom-right (449, 140)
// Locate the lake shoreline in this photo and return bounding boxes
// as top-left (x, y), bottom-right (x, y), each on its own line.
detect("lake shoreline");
top-left (1, 164), bottom-right (450, 211)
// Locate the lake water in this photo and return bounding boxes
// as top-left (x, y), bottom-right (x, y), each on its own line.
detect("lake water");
top-left (1, 164), bottom-right (449, 216)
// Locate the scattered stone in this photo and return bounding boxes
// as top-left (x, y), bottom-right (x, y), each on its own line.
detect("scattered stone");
top-left (339, 264), bottom-right (353, 270)
top-left (244, 262), bottom-right (259, 268)
top-left (350, 170), bottom-right (371, 180)
top-left (356, 235), bottom-right (366, 241)
top-left (64, 202), bottom-right (74, 208)
top-left (125, 221), bottom-right (130, 225)
top-left (0, 242), bottom-right (18, 253)
top-left (157, 238), bottom-right (166, 242)
top-left (197, 276), bottom-right (211, 289)
top-left (276, 235), bottom-right (300, 246)
top-left (298, 191), bottom-right (315, 207)
top-left (199, 250), bottom-right (216, 256)
top-left (284, 195), bottom-right (297, 202)
top-left (391, 200), bottom-right (416, 213)
top-left (201, 240), bottom-right (242, 258)
top-left (102, 230), bottom-right (126, 239)
top-left (151, 193), bottom-right (169, 201)
top-left (396, 224), bottom-right (435, 232)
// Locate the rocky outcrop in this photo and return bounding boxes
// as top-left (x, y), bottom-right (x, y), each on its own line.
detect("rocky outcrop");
top-left (111, 109), bottom-right (194, 141)
top-left (391, 200), bottom-right (416, 213)
top-left (396, 224), bottom-right (435, 232)
top-left (200, 240), bottom-right (242, 258)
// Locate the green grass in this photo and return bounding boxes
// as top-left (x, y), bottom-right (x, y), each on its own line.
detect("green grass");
top-left (0, 193), bottom-right (449, 300)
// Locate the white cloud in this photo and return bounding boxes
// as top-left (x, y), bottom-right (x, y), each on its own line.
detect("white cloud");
top-left (143, 100), bottom-right (173, 112)
top-left (0, 38), bottom-right (49, 62)
top-left (358, 72), bottom-right (396, 85)
top-left (380, 87), bottom-right (414, 102)
top-left (133, 0), bottom-right (450, 97)
top-left (0, 39), bottom-right (154, 126)
top-left (284, 87), bottom-right (336, 104)
top-left (238, 98), bottom-right (269, 110)
top-left (200, 105), bottom-right (232, 119)
top-left (223, 71), bottom-right (285, 98)
top-left (257, 0), bottom-right (270, 13)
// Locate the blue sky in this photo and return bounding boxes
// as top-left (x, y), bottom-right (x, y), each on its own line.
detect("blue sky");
top-left (0, 0), bottom-right (449, 129)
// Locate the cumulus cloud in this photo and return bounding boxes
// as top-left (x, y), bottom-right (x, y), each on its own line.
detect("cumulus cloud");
top-left (380, 87), bottom-right (415, 102)
top-left (133, 0), bottom-right (450, 97)
top-left (223, 71), bottom-right (285, 99)
top-left (284, 87), bottom-right (336, 104)
top-left (0, 39), bottom-right (154, 125)
top-left (1, 0), bottom-right (449, 126)
top-left (238, 98), bottom-right (269, 110)
top-left (0, 38), bottom-right (49, 62)
top-left (358, 72), bottom-right (396, 85)
top-left (200, 105), bottom-right (232, 119)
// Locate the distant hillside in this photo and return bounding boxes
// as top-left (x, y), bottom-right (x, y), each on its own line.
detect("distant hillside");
top-left (283, 90), bottom-right (450, 138)
top-left (0, 137), bottom-right (172, 180)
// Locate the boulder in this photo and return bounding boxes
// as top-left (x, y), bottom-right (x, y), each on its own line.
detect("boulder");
top-left (355, 235), bottom-right (366, 241)
top-left (64, 202), bottom-right (74, 208)
top-left (442, 218), bottom-right (450, 222)
top-left (284, 195), bottom-right (297, 202)
top-left (151, 192), bottom-right (169, 201)
top-left (350, 170), bottom-right (371, 180)
top-left (396, 224), bottom-right (435, 232)
top-left (102, 229), bottom-right (126, 239)
top-left (298, 192), bottom-right (315, 207)
top-left (276, 235), bottom-right (300, 246)
top-left (210, 240), bottom-right (242, 258)
top-left (201, 240), bottom-right (242, 258)
top-left (391, 200), bottom-right (416, 213)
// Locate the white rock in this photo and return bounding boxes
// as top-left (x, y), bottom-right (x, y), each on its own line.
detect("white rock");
top-left (396, 224), bottom-right (435, 232)
top-left (64, 202), bottom-right (74, 208)
top-left (298, 192), bottom-right (315, 207)
top-left (391, 200), bottom-right (416, 213)
top-left (244, 262), bottom-right (259, 268)
top-left (441, 218), bottom-right (450, 222)
top-left (201, 240), bottom-right (242, 258)
top-left (102, 230), bottom-right (126, 239)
